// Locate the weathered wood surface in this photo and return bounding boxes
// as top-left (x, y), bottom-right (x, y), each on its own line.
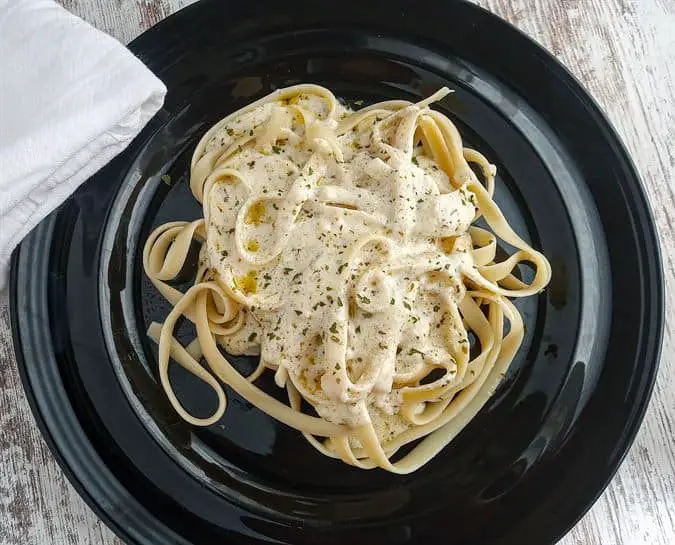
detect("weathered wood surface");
top-left (1, 0), bottom-right (673, 543)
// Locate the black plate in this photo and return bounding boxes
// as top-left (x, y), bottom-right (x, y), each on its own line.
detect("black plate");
top-left (10, 1), bottom-right (663, 544)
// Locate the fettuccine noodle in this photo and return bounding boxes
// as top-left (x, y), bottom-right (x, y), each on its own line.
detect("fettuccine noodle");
top-left (143, 85), bottom-right (551, 473)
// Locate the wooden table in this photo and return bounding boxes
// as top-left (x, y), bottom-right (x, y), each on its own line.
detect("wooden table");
top-left (1, 0), bottom-right (673, 543)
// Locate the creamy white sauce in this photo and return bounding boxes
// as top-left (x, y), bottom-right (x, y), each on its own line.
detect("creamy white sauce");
top-left (201, 93), bottom-right (476, 437)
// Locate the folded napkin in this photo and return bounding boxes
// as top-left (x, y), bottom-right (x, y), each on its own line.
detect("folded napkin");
top-left (0, 0), bottom-right (166, 289)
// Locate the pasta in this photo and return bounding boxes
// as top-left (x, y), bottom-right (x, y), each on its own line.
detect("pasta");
top-left (143, 84), bottom-right (551, 473)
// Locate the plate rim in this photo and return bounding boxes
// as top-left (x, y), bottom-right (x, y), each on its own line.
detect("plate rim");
top-left (9, 0), bottom-right (664, 543)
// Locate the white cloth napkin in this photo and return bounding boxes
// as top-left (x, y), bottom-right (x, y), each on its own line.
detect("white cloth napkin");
top-left (0, 0), bottom-right (166, 289)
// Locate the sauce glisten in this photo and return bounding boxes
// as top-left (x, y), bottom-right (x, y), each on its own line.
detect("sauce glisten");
top-left (201, 93), bottom-right (476, 439)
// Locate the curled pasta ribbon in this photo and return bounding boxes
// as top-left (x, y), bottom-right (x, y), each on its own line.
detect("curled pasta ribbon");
top-left (145, 279), bottom-right (346, 436)
top-left (234, 154), bottom-right (326, 266)
top-left (148, 322), bottom-right (226, 426)
top-left (190, 84), bottom-right (338, 196)
top-left (417, 108), bottom-right (551, 297)
top-left (143, 220), bottom-right (204, 311)
top-left (328, 296), bottom-right (518, 474)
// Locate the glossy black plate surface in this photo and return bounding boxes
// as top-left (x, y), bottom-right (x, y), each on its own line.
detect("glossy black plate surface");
top-left (10, 1), bottom-right (663, 544)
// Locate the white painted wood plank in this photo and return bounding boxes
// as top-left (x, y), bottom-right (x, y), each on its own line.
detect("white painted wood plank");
top-left (1, 0), bottom-right (673, 543)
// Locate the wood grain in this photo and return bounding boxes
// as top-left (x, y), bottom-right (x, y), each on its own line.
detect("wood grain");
top-left (1, 0), bottom-right (673, 543)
